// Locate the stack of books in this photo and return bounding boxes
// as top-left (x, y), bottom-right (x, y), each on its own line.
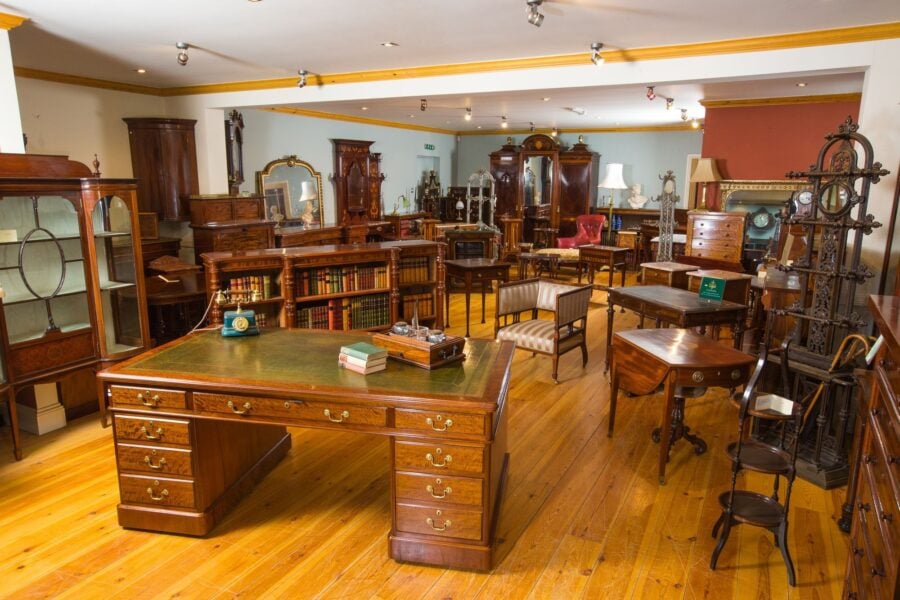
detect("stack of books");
top-left (338, 341), bottom-right (388, 375)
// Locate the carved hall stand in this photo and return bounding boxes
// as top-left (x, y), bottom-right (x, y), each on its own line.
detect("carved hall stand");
top-left (760, 118), bottom-right (891, 499)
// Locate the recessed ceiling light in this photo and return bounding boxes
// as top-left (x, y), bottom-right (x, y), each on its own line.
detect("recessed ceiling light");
top-left (796, 82), bottom-right (807, 87)
top-left (408, 114), bottom-right (414, 118)
top-left (381, 42), bottom-right (399, 47)
top-left (477, 125), bottom-right (482, 129)
top-left (135, 68), bottom-right (146, 74)
top-left (542, 97), bottom-right (550, 102)
top-left (361, 106), bottom-right (368, 111)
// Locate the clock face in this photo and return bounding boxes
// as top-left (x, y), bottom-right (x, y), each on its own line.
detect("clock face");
top-left (232, 316), bottom-right (250, 332)
top-left (750, 208), bottom-right (773, 230)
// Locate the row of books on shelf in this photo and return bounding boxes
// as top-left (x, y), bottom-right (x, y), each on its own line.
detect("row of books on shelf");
top-left (401, 293), bottom-right (434, 321)
top-left (295, 293), bottom-right (391, 331)
top-left (225, 275), bottom-right (274, 302)
top-left (295, 264), bottom-right (389, 296)
top-left (338, 341), bottom-right (388, 375)
top-left (398, 257), bottom-right (432, 284)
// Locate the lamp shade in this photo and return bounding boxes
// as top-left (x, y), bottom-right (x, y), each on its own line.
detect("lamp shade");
top-left (598, 163), bottom-right (627, 190)
top-left (690, 158), bottom-right (722, 183)
top-left (299, 180), bottom-right (318, 201)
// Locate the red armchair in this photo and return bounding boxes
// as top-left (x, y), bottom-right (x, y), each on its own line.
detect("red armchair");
top-left (556, 214), bottom-right (606, 249)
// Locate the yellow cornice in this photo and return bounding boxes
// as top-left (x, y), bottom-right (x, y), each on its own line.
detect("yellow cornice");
top-left (0, 12), bottom-right (28, 30)
top-left (701, 93), bottom-right (862, 108)
top-left (14, 67), bottom-right (164, 96)
top-left (458, 124), bottom-right (699, 136)
top-left (14, 23), bottom-right (900, 96)
top-left (264, 107), bottom-right (457, 135)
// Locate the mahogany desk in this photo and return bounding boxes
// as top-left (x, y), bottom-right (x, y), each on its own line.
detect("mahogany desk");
top-left (605, 285), bottom-right (748, 370)
top-left (609, 329), bottom-right (754, 484)
top-left (98, 329), bottom-right (514, 571)
top-left (445, 258), bottom-right (511, 337)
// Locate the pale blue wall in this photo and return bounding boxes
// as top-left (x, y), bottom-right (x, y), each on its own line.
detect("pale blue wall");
top-left (457, 131), bottom-right (703, 208)
top-left (240, 109), bottom-right (457, 224)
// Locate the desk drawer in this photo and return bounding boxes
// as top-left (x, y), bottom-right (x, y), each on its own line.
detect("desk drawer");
top-left (395, 503), bottom-right (483, 541)
top-left (119, 474), bottom-right (195, 509)
top-left (296, 401), bottom-right (388, 427)
top-left (395, 472), bottom-right (483, 506)
top-left (394, 409), bottom-right (488, 437)
top-left (110, 385), bottom-right (186, 410)
top-left (113, 415), bottom-right (192, 446)
top-left (193, 393), bottom-right (388, 427)
top-left (117, 443), bottom-right (194, 476)
top-left (688, 239), bottom-right (738, 261)
top-left (394, 440), bottom-right (486, 474)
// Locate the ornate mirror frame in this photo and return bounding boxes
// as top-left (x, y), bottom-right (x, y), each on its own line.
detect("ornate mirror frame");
top-left (256, 156), bottom-right (324, 228)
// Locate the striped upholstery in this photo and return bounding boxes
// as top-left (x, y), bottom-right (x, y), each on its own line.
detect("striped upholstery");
top-left (494, 277), bottom-right (593, 382)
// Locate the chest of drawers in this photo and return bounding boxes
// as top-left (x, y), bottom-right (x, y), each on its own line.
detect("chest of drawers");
top-left (190, 220), bottom-right (274, 265)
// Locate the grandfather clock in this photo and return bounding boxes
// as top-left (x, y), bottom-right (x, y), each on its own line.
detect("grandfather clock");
top-left (332, 139), bottom-right (383, 224)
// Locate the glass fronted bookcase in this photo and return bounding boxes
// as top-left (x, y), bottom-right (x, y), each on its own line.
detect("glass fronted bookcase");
top-left (0, 153), bottom-right (150, 456)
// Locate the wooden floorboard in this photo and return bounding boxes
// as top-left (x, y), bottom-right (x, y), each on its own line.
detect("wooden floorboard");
top-left (0, 270), bottom-right (848, 599)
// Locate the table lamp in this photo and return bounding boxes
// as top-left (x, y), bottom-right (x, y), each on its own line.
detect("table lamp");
top-left (689, 157), bottom-right (722, 211)
top-left (598, 163), bottom-right (627, 239)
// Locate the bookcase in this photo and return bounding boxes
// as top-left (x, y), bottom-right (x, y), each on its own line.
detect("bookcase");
top-left (202, 241), bottom-right (445, 332)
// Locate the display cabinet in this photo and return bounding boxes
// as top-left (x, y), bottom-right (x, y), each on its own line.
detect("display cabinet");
top-left (332, 139), bottom-right (383, 224)
top-left (0, 298), bottom-right (20, 459)
top-left (0, 153), bottom-right (150, 436)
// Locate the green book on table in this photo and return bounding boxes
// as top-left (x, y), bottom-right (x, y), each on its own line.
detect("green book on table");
top-left (340, 341), bottom-right (388, 361)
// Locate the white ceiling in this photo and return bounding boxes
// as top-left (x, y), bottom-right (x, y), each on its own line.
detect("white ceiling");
top-left (4, 0), bottom-right (896, 130)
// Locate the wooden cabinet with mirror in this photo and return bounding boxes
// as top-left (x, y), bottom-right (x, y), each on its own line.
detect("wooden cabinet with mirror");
top-left (490, 134), bottom-right (597, 250)
top-left (0, 153), bottom-right (151, 441)
top-left (333, 139), bottom-right (383, 224)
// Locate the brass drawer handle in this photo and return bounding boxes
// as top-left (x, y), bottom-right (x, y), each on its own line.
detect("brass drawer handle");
top-left (137, 392), bottom-right (161, 407)
top-left (324, 409), bottom-right (350, 423)
top-left (863, 454), bottom-right (876, 465)
top-left (426, 415), bottom-right (453, 432)
top-left (426, 510), bottom-right (451, 532)
top-left (146, 484), bottom-right (169, 502)
top-left (425, 449), bottom-right (452, 468)
top-left (227, 400), bottom-right (252, 415)
top-left (140, 422), bottom-right (163, 440)
top-left (143, 454), bottom-right (168, 470)
top-left (426, 481), bottom-right (452, 499)
top-left (881, 512), bottom-right (893, 523)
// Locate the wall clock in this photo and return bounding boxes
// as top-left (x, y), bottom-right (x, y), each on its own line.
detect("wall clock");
top-left (749, 207), bottom-right (774, 231)
top-left (792, 190), bottom-right (813, 217)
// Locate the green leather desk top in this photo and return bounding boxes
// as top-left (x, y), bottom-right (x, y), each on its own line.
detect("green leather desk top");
top-left (102, 329), bottom-right (508, 403)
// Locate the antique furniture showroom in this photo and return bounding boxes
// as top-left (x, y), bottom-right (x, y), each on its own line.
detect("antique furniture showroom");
top-left (0, 2), bottom-right (898, 598)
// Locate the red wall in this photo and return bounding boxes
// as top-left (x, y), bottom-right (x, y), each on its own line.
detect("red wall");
top-left (701, 100), bottom-right (860, 208)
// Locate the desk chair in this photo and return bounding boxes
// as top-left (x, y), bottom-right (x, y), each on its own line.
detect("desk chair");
top-left (494, 278), bottom-right (592, 383)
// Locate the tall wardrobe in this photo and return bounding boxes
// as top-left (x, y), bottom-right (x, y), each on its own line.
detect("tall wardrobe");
top-left (490, 134), bottom-right (598, 246)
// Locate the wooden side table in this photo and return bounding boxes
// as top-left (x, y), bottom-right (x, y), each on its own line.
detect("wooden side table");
top-left (614, 230), bottom-right (640, 270)
top-left (444, 258), bottom-right (511, 337)
top-left (686, 269), bottom-right (753, 304)
top-left (578, 245), bottom-right (628, 291)
top-left (609, 328), bottom-right (754, 484)
top-left (640, 261), bottom-right (698, 288)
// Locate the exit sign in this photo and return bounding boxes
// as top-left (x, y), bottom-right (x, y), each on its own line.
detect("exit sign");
top-left (424, 143), bottom-right (435, 151)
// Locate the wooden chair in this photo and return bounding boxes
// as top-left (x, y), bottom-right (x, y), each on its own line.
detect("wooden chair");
top-left (494, 278), bottom-right (592, 383)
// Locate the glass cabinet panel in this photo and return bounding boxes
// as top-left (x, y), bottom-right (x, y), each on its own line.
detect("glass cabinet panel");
top-left (0, 194), bottom-right (91, 344)
top-left (91, 195), bottom-right (143, 354)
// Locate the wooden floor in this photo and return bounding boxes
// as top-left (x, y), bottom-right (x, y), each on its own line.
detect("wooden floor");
top-left (0, 270), bottom-right (849, 599)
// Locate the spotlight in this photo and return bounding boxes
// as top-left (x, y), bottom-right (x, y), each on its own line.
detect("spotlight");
top-left (464, 107), bottom-right (472, 121)
top-left (590, 42), bottom-right (604, 66)
top-left (646, 86), bottom-right (656, 101)
top-left (297, 69), bottom-right (308, 88)
top-left (420, 98), bottom-right (427, 112)
top-left (551, 127), bottom-right (558, 137)
top-left (175, 42), bottom-right (189, 66)
top-left (665, 97), bottom-right (674, 110)
top-left (529, 121), bottom-right (535, 132)
top-left (526, 0), bottom-right (544, 27)
top-left (681, 108), bottom-right (688, 121)
top-left (501, 116), bottom-right (508, 129)
top-left (691, 118), bottom-right (700, 129)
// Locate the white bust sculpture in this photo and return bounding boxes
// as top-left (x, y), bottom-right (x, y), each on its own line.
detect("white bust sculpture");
top-left (627, 183), bottom-right (649, 209)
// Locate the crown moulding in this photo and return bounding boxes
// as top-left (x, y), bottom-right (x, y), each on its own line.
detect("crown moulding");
top-left (0, 13), bottom-right (28, 30)
top-left (701, 93), bottom-right (863, 108)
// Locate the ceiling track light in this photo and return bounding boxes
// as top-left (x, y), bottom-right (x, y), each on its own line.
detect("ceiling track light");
top-left (665, 97), bottom-right (674, 110)
top-left (297, 69), bottom-right (308, 88)
top-left (464, 107), bottom-right (472, 121)
top-left (526, 0), bottom-right (544, 27)
top-left (551, 127), bottom-right (558, 137)
top-left (681, 108), bottom-right (688, 121)
top-left (529, 122), bottom-right (535, 132)
top-left (590, 42), bottom-right (604, 66)
top-left (691, 118), bottom-right (700, 129)
top-left (646, 86), bottom-right (656, 101)
top-left (501, 116), bottom-right (508, 129)
top-left (175, 42), bottom-right (189, 66)
top-left (420, 98), bottom-right (427, 112)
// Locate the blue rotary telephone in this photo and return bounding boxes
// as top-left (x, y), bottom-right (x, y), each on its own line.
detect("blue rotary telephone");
top-left (216, 290), bottom-right (260, 337)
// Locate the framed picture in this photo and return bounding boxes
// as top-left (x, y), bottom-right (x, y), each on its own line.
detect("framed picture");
top-left (263, 182), bottom-right (288, 222)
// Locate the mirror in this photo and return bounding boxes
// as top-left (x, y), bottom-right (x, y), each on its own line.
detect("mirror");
top-left (523, 155), bottom-right (553, 208)
top-left (257, 156), bottom-right (324, 228)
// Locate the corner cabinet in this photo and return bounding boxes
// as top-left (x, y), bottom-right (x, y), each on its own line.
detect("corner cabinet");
top-left (0, 153), bottom-right (150, 426)
top-left (202, 241), bottom-right (445, 331)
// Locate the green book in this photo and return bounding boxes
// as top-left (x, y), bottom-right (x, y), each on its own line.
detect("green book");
top-left (340, 341), bottom-right (388, 361)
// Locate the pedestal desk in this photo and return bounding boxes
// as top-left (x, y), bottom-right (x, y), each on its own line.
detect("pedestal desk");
top-left (99, 329), bottom-right (514, 571)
